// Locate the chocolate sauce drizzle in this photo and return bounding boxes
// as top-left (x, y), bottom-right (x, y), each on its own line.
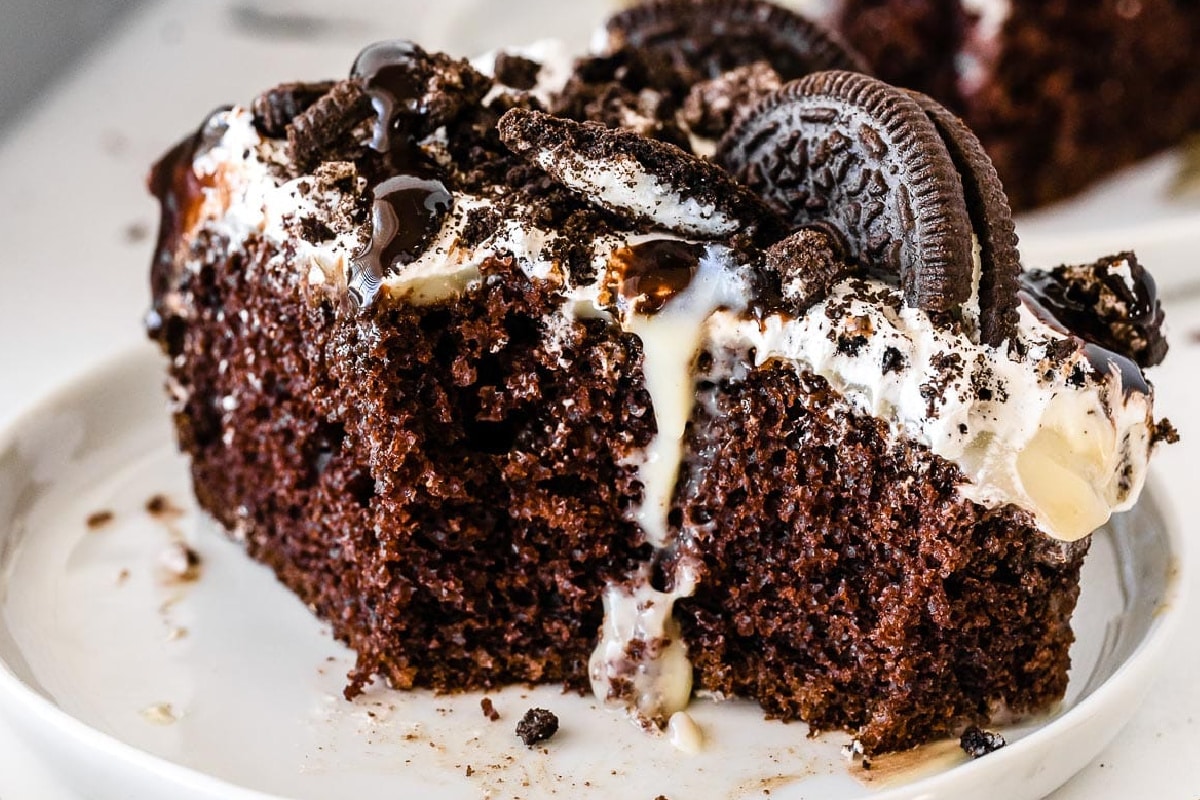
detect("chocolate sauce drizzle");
top-left (347, 176), bottom-right (452, 307)
top-left (146, 108), bottom-right (231, 349)
top-left (611, 240), bottom-right (705, 314)
top-left (345, 41), bottom-right (453, 310)
top-left (1020, 259), bottom-right (1166, 368)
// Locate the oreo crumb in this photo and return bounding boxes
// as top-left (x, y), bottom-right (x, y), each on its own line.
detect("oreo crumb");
top-left (252, 80), bottom-right (335, 137)
top-left (464, 765), bottom-right (474, 777)
top-left (494, 52), bottom-right (542, 90)
top-left (681, 60), bottom-right (782, 138)
top-left (298, 216), bottom-right (336, 244)
top-left (765, 226), bottom-right (853, 312)
top-left (481, 697), bottom-right (500, 721)
top-left (86, 510), bottom-right (115, 530)
top-left (959, 726), bottom-right (1006, 758)
top-left (286, 80), bottom-right (371, 169)
top-left (516, 707), bottom-right (559, 747)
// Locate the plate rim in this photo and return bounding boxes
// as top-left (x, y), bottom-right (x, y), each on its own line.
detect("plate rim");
top-left (0, 345), bottom-right (1189, 800)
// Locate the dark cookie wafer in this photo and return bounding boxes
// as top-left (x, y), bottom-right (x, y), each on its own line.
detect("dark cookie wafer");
top-left (498, 107), bottom-right (781, 240)
top-left (908, 91), bottom-right (1021, 346)
top-left (604, 0), bottom-right (866, 82)
top-left (717, 70), bottom-right (974, 314)
top-left (252, 81), bottom-right (335, 137)
top-left (286, 79), bottom-right (371, 169)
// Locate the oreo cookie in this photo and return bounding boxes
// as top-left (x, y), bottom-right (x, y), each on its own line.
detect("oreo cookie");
top-left (498, 107), bottom-right (781, 240)
top-left (286, 80), bottom-right (372, 169)
top-left (908, 91), bottom-right (1021, 345)
top-left (251, 81), bottom-right (335, 137)
top-left (603, 0), bottom-right (866, 82)
top-left (717, 70), bottom-right (975, 316)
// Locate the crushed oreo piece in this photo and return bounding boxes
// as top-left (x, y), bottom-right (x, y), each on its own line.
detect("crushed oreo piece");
top-left (764, 225), bottom-right (854, 312)
top-left (252, 80), bottom-right (335, 137)
top-left (498, 107), bottom-right (781, 240)
top-left (515, 707), bottom-right (559, 747)
top-left (718, 71), bottom-right (974, 315)
top-left (909, 90), bottom-right (1021, 346)
top-left (286, 80), bottom-right (371, 169)
top-left (494, 52), bottom-right (542, 91)
top-left (551, 49), bottom-right (693, 149)
top-left (603, 0), bottom-right (866, 82)
top-left (1021, 252), bottom-right (1167, 368)
top-left (681, 60), bottom-right (784, 139)
top-left (959, 726), bottom-right (1006, 758)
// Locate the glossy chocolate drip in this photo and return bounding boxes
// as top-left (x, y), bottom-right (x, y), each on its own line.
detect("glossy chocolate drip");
top-left (146, 109), bottom-right (230, 347)
top-left (611, 240), bottom-right (705, 314)
top-left (347, 176), bottom-right (452, 308)
top-left (345, 41), bottom-right (456, 309)
top-left (352, 40), bottom-right (429, 156)
top-left (1084, 343), bottom-right (1150, 397)
top-left (1020, 257), bottom-right (1166, 368)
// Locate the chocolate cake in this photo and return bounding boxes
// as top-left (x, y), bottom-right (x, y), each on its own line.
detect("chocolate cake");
top-left (146, 1), bottom-right (1170, 755)
top-left (773, 0), bottom-right (1200, 208)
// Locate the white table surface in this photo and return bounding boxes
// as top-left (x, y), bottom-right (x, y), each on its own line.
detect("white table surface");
top-left (0, 1), bottom-right (1198, 797)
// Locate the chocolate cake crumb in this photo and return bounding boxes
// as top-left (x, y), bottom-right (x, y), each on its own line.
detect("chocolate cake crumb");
top-left (1152, 418), bottom-right (1180, 446)
top-left (86, 510), bottom-right (115, 530)
top-left (516, 708), bottom-right (559, 746)
top-left (481, 697), bottom-right (501, 721)
top-left (959, 726), bottom-right (1006, 758)
top-left (145, 493), bottom-right (181, 518)
top-left (158, 542), bottom-right (203, 583)
top-left (494, 52), bottom-right (542, 90)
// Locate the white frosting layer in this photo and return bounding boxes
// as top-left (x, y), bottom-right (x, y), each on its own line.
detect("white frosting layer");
top-left (702, 280), bottom-right (1151, 541)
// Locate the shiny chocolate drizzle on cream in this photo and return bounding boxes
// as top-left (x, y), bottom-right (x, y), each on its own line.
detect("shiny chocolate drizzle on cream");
top-left (346, 41), bottom-right (452, 310)
top-left (146, 108), bottom-right (231, 350)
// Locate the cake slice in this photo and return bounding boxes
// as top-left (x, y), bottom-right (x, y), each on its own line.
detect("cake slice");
top-left (146, 2), bottom-right (1171, 755)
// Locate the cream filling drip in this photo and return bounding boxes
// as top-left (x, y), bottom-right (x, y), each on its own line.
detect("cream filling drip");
top-left (616, 244), bottom-right (753, 547)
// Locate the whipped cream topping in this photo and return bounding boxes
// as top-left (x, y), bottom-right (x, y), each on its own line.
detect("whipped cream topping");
top-left (175, 41), bottom-right (1160, 735)
top-left (702, 279), bottom-right (1151, 541)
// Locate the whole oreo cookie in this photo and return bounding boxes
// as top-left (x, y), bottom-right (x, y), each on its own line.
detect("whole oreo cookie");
top-left (908, 91), bottom-right (1021, 345)
top-left (717, 70), bottom-right (974, 315)
top-left (604, 0), bottom-right (866, 82)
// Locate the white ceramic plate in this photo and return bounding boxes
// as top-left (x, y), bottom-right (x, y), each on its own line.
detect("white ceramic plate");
top-left (0, 347), bottom-right (1184, 800)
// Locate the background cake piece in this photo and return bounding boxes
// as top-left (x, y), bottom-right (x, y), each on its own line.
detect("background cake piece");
top-left (787, 0), bottom-right (1200, 209)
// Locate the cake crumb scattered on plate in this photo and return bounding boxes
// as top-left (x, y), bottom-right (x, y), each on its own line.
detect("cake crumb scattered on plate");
top-left (516, 708), bottom-right (558, 747)
top-left (86, 509), bottom-right (114, 529)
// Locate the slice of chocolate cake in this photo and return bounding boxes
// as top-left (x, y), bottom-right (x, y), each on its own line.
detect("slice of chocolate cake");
top-left (146, 2), bottom-right (1171, 755)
